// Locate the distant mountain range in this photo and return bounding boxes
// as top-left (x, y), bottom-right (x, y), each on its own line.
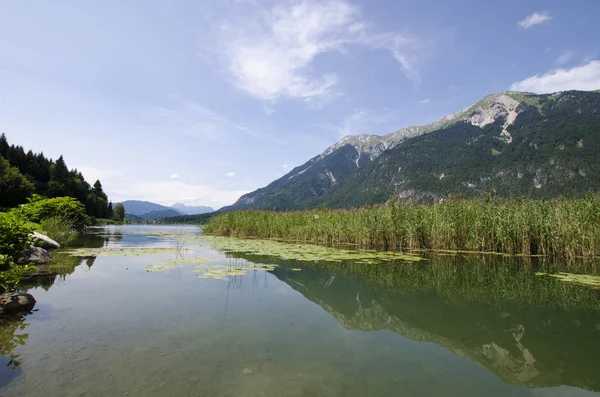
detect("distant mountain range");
top-left (119, 200), bottom-right (214, 221)
top-left (171, 203), bottom-right (214, 215)
top-left (222, 90), bottom-right (600, 211)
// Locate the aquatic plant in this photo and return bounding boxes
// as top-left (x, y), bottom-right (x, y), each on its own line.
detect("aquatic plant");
top-left (204, 196), bottom-right (600, 258)
top-left (67, 247), bottom-right (186, 257)
top-left (535, 272), bottom-right (600, 289)
top-left (199, 235), bottom-right (425, 264)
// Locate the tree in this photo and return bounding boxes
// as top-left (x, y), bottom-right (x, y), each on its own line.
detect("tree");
top-left (0, 133), bottom-right (9, 158)
top-left (89, 180), bottom-right (109, 218)
top-left (0, 156), bottom-right (34, 208)
top-left (113, 203), bottom-right (125, 222)
top-left (107, 201), bottom-right (113, 217)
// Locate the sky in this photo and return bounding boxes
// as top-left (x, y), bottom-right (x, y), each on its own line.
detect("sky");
top-left (1, 0), bottom-right (599, 209)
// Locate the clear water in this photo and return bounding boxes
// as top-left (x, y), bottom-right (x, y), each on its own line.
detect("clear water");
top-left (1, 225), bottom-right (599, 397)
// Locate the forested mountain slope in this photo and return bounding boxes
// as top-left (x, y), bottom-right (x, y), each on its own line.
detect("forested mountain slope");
top-left (226, 90), bottom-right (600, 210)
top-left (325, 90), bottom-right (600, 206)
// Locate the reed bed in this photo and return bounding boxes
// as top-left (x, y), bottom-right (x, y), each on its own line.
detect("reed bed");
top-left (204, 196), bottom-right (600, 258)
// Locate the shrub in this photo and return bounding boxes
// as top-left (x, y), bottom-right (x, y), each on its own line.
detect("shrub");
top-left (0, 212), bottom-right (32, 267)
top-left (0, 262), bottom-right (34, 292)
top-left (39, 217), bottom-right (79, 246)
top-left (16, 197), bottom-right (91, 231)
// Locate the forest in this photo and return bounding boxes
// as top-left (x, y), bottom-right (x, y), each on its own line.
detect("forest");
top-left (0, 133), bottom-right (111, 218)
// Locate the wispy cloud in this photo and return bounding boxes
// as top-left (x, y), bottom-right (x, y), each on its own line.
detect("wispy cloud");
top-left (170, 173), bottom-right (180, 179)
top-left (264, 104), bottom-right (275, 115)
top-left (335, 108), bottom-right (394, 138)
top-left (419, 98), bottom-right (430, 104)
top-left (518, 11), bottom-right (553, 29)
top-left (556, 51), bottom-right (575, 66)
top-left (151, 98), bottom-right (246, 140)
top-left (509, 60), bottom-right (600, 93)
top-left (225, 172), bottom-right (236, 177)
top-left (217, 0), bottom-right (425, 101)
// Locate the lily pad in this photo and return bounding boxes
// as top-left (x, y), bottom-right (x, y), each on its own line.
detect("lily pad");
top-left (67, 247), bottom-right (185, 257)
top-left (199, 235), bottom-right (425, 265)
top-left (535, 272), bottom-right (600, 288)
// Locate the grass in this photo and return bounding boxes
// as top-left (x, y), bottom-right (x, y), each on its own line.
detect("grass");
top-left (204, 196), bottom-right (600, 258)
top-left (39, 216), bottom-right (79, 246)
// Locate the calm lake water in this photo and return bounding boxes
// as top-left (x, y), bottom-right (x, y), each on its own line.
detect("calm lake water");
top-left (1, 225), bottom-right (599, 396)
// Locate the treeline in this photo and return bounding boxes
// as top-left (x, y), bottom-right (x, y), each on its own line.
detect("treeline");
top-left (160, 212), bottom-right (215, 224)
top-left (0, 133), bottom-right (111, 218)
top-left (204, 196), bottom-right (600, 258)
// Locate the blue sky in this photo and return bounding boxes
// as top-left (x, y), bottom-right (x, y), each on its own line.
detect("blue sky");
top-left (1, 0), bottom-right (599, 209)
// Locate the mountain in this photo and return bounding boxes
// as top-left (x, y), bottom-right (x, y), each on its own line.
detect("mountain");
top-left (224, 90), bottom-right (600, 210)
top-left (136, 209), bottom-right (182, 221)
top-left (171, 203), bottom-right (214, 215)
top-left (120, 200), bottom-right (178, 216)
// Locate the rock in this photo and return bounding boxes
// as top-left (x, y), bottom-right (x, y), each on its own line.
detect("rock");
top-left (18, 246), bottom-right (52, 265)
top-left (31, 232), bottom-right (60, 249)
top-left (241, 368), bottom-right (253, 375)
top-left (0, 292), bottom-right (36, 314)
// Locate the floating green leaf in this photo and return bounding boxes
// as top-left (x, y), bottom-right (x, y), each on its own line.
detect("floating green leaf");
top-left (67, 247), bottom-right (185, 257)
top-left (535, 272), bottom-right (600, 289)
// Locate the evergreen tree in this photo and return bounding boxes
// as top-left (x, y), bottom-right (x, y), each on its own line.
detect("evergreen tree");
top-left (0, 155), bottom-right (34, 208)
top-left (0, 134), bottom-right (112, 217)
top-left (90, 180), bottom-right (109, 218)
top-left (113, 203), bottom-right (125, 221)
top-left (0, 133), bottom-right (9, 158)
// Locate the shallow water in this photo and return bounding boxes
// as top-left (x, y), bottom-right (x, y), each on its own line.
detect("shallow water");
top-left (1, 225), bottom-right (599, 396)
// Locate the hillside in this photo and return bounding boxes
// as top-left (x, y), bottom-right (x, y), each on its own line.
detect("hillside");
top-left (171, 203), bottom-right (214, 215)
top-left (120, 200), bottom-right (177, 216)
top-left (225, 90), bottom-right (600, 210)
top-left (0, 133), bottom-right (111, 217)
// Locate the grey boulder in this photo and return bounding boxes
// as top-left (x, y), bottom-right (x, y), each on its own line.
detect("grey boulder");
top-left (0, 292), bottom-right (36, 314)
top-left (18, 246), bottom-right (52, 265)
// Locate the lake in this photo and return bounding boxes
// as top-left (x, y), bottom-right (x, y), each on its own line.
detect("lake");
top-left (1, 224), bottom-right (599, 396)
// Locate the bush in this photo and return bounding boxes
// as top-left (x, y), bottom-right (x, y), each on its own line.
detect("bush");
top-left (16, 197), bottom-right (91, 231)
top-left (0, 213), bottom-right (32, 267)
top-left (39, 217), bottom-right (79, 246)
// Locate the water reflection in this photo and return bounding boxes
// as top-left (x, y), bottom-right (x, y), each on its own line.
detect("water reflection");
top-left (0, 314), bottom-right (28, 389)
top-left (1, 226), bottom-right (599, 396)
top-left (226, 252), bottom-right (600, 392)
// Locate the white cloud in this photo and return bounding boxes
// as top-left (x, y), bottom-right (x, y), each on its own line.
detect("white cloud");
top-left (264, 104), bottom-right (275, 115)
top-left (225, 172), bottom-right (236, 177)
top-left (218, 0), bottom-right (423, 101)
top-left (556, 51), bottom-right (575, 66)
top-left (335, 107), bottom-right (394, 138)
top-left (419, 98), bottom-right (430, 104)
top-left (110, 180), bottom-right (248, 209)
top-left (518, 11), bottom-right (553, 29)
top-left (170, 173), bottom-right (180, 179)
top-left (509, 60), bottom-right (600, 93)
top-left (151, 98), bottom-right (246, 140)
top-left (74, 165), bottom-right (126, 184)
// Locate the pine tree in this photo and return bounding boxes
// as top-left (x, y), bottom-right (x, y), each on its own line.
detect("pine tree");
top-left (0, 133), bottom-right (9, 157)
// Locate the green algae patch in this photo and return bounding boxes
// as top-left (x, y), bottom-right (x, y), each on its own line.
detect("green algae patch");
top-left (192, 262), bottom-right (278, 280)
top-left (200, 235), bottom-right (425, 264)
top-left (67, 247), bottom-right (185, 257)
top-left (535, 272), bottom-right (600, 289)
top-left (145, 257), bottom-right (215, 272)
